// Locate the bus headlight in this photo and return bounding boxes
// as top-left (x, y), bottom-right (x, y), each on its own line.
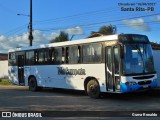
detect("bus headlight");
top-left (125, 82), bottom-right (137, 86)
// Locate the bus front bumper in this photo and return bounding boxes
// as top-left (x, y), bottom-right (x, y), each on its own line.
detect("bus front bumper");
top-left (120, 81), bottom-right (157, 93)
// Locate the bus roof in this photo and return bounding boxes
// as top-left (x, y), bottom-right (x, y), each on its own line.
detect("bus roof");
top-left (8, 34), bottom-right (149, 52)
top-left (9, 34), bottom-right (118, 52)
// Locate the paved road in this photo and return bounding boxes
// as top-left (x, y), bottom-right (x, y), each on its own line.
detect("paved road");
top-left (0, 85), bottom-right (160, 119)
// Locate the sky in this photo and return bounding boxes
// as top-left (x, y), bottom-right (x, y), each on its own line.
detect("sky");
top-left (0, 0), bottom-right (160, 53)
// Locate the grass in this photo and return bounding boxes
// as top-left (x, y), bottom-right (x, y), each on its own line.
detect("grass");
top-left (0, 79), bottom-right (13, 85)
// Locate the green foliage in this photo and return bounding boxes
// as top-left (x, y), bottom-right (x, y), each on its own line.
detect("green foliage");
top-left (99, 25), bottom-right (115, 35)
top-left (0, 79), bottom-right (13, 85)
top-left (91, 25), bottom-right (116, 36)
top-left (50, 31), bottom-right (69, 43)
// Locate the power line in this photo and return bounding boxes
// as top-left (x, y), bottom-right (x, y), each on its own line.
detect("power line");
top-left (33, 8), bottom-right (119, 25)
top-left (2, 12), bottom-right (160, 38)
top-left (3, 23), bottom-right (28, 36)
top-left (33, 0), bottom-right (160, 25)
top-left (32, 1), bottom-right (160, 27)
top-left (3, 0), bottom-right (159, 36)
top-left (36, 13), bottom-right (160, 32)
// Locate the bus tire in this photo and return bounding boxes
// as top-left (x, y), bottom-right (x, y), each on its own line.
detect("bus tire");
top-left (87, 79), bottom-right (100, 98)
top-left (29, 77), bottom-right (39, 91)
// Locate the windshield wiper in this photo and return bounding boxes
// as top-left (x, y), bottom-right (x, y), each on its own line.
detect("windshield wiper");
top-left (135, 44), bottom-right (145, 73)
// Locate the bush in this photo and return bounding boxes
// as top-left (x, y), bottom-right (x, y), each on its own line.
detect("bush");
top-left (0, 79), bottom-right (13, 85)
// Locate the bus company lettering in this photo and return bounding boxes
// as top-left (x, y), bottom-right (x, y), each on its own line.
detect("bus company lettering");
top-left (57, 67), bottom-right (86, 76)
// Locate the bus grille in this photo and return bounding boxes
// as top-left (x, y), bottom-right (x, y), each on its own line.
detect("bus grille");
top-left (138, 80), bottom-right (151, 85)
top-left (133, 75), bottom-right (154, 80)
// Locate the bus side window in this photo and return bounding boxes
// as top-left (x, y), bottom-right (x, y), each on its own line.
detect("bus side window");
top-left (50, 48), bottom-right (55, 63)
top-left (38, 50), bottom-right (44, 64)
top-left (83, 43), bottom-right (102, 63)
top-left (26, 51), bottom-right (34, 65)
top-left (54, 47), bottom-right (62, 64)
top-left (62, 47), bottom-right (65, 64)
top-left (66, 47), bottom-right (69, 64)
top-left (93, 44), bottom-right (102, 62)
top-left (9, 52), bottom-right (16, 66)
top-left (44, 49), bottom-right (50, 64)
top-left (35, 51), bottom-right (38, 64)
top-left (69, 46), bottom-right (79, 64)
top-left (78, 46), bottom-right (81, 63)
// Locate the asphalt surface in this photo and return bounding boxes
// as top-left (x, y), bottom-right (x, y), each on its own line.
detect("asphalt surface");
top-left (0, 85), bottom-right (160, 119)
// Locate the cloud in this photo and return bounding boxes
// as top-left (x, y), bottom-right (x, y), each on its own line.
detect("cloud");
top-left (0, 30), bottom-right (58, 53)
top-left (0, 35), bottom-right (7, 42)
top-left (152, 15), bottom-right (160, 22)
top-left (0, 27), bottom-right (83, 53)
top-left (65, 26), bottom-right (83, 35)
top-left (122, 18), bottom-right (150, 31)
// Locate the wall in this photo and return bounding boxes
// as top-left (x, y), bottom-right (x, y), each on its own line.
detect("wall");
top-left (153, 50), bottom-right (160, 87)
top-left (0, 60), bottom-right (8, 78)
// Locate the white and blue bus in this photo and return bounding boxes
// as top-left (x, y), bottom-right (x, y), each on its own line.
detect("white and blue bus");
top-left (8, 34), bottom-right (157, 98)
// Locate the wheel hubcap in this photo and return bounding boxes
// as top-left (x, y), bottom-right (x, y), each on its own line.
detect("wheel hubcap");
top-left (90, 85), bottom-right (97, 94)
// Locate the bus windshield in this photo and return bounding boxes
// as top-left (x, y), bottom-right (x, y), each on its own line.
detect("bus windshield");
top-left (123, 44), bottom-right (155, 75)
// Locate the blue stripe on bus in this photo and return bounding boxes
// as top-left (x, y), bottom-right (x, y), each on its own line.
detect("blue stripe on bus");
top-left (120, 81), bottom-right (157, 93)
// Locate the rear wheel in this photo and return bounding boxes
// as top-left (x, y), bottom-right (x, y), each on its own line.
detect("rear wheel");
top-left (87, 79), bottom-right (100, 98)
top-left (29, 77), bottom-right (39, 91)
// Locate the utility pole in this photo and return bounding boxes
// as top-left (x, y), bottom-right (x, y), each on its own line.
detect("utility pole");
top-left (28, 0), bottom-right (33, 46)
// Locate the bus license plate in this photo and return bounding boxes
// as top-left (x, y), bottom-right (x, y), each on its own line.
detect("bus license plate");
top-left (143, 85), bottom-right (148, 88)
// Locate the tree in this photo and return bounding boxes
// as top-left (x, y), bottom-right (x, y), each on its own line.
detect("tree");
top-left (98, 25), bottom-right (116, 35)
top-left (50, 31), bottom-right (69, 43)
top-left (89, 25), bottom-right (116, 38)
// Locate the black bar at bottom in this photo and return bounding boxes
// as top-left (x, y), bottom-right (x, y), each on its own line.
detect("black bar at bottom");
top-left (0, 111), bottom-right (160, 117)
top-left (42, 111), bottom-right (160, 117)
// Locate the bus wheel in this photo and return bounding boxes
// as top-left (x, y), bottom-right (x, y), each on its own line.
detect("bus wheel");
top-left (29, 77), bottom-right (38, 91)
top-left (87, 79), bottom-right (100, 98)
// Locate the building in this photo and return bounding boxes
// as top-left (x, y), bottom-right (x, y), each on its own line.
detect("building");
top-left (0, 53), bottom-right (8, 78)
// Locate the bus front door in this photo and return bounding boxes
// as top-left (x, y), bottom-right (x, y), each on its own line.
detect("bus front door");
top-left (113, 46), bottom-right (121, 91)
top-left (105, 46), bottom-right (120, 92)
top-left (105, 47), bottom-right (115, 91)
top-left (18, 55), bottom-right (25, 85)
